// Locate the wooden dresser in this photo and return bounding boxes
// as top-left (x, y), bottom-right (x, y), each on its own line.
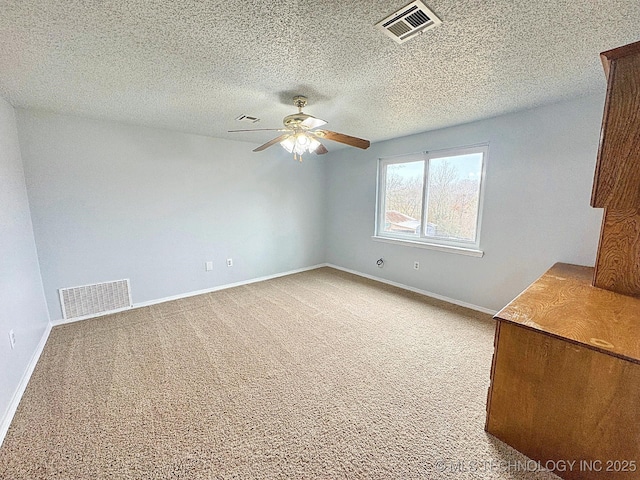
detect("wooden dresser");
top-left (486, 40), bottom-right (640, 479)
top-left (486, 263), bottom-right (640, 479)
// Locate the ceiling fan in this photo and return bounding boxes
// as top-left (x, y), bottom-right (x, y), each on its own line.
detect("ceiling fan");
top-left (229, 96), bottom-right (370, 162)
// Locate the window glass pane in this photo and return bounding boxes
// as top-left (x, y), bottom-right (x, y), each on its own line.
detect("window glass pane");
top-left (383, 160), bottom-right (424, 236)
top-left (425, 153), bottom-right (483, 242)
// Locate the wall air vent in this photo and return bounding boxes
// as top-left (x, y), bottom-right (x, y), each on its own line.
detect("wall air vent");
top-left (59, 279), bottom-right (132, 320)
top-left (376, 0), bottom-right (442, 44)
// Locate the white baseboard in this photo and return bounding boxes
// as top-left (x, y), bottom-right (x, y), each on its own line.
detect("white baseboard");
top-left (51, 305), bottom-right (135, 327)
top-left (134, 263), bottom-right (329, 309)
top-left (325, 263), bottom-right (497, 315)
top-left (51, 263), bottom-right (329, 326)
top-left (51, 262), bottom-right (495, 325)
top-left (0, 321), bottom-right (52, 448)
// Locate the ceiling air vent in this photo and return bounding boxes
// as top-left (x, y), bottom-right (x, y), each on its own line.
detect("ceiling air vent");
top-left (235, 114), bottom-right (260, 124)
top-left (376, 0), bottom-right (442, 44)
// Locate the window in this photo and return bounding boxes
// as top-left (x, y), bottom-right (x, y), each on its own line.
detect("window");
top-left (375, 145), bottom-right (487, 255)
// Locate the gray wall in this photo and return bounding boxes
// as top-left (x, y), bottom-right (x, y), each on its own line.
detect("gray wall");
top-left (17, 110), bottom-right (326, 320)
top-left (0, 98), bottom-right (50, 427)
top-left (14, 94), bottom-right (607, 318)
top-left (324, 94), bottom-right (606, 311)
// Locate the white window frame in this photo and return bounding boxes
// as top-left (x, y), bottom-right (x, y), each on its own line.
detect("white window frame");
top-left (374, 144), bottom-right (488, 257)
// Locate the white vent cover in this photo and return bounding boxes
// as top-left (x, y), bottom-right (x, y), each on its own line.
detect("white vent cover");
top-left (59, 279), bottom-right (132, 320)
top-left (235, 114), bottom-right (260, 124)
top-left (376, 0), bottom-right (442, 44)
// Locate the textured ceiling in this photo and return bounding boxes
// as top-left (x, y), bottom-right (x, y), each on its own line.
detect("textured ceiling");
top-left (1, 0), bottom-right (639, 149)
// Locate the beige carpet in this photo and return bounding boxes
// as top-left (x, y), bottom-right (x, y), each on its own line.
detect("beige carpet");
top-left (0, 267), bottom-right (559, 479)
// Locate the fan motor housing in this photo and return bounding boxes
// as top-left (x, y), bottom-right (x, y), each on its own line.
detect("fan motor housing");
top-left (283, 113), bottom-right (312, 129)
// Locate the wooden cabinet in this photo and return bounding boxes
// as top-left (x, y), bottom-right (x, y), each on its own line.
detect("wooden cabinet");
top-left (593, 208), bottom-right (640, 295)
top-left (486, 263), bottom-right (640, 480)
top-left (591, 40), bottom-right (640, 296)
top-left (591, 40), bottom-right (640, 210)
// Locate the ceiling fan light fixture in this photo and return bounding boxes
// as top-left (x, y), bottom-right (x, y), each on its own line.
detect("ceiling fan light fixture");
top-left (295, 133), bottom-right (309, 147)
top-left (293, 138), bottom-right (307, 156)
top-left (280, 132), bottom-right (320, 160)
top-left (280, 136), bottom-right (295, 153)
top-left (308, 137), bottom-right (321, 153)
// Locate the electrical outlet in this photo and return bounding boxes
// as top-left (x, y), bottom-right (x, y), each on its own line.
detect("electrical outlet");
top-left (413, 261), bottom-right (420, 270)
top-left (226, 258), bottom-right (233, 267)
top-left (205, 261), bottom-right (213, 271)
top-left (9, 330), bottom-right (16, 349)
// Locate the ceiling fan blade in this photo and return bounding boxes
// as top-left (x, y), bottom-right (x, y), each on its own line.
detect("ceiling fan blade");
top-left (253, 133), bottom-right (291, 152)
top-left (229, 128), bottom-right (287, 133)
top-left (314, 143), bottom-right (328, 155)
top-left (314, 130), bottom-right (370, 150)
top-left (301, 116), bottom-right (327, 130)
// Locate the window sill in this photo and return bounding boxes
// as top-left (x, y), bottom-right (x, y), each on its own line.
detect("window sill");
top-left (371, 236), bottom-right (484, 257)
